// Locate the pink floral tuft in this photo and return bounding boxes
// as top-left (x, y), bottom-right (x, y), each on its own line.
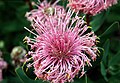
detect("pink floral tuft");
top-left (25, 0), bottom-right (66, 27)
top-left (0, 51), bottom-right (7, 82)
top-left (25, 4), bottom-right (99, 83)
top-left (68, 0), bottom-right (117, 15)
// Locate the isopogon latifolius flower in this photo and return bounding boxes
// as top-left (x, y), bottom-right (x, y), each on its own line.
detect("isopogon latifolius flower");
top-left (68, 0), bottom-right (117, 15)
top-left (11, 46), bottom-right (27, 67)
top-left (25, 0), bottom-right (66, 28)
top-left (24, 8), bottom-right (99, 83)
top-left (0, 50), bottom-right (7, 82)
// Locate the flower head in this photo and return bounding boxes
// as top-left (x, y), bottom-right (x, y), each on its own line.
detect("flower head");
top-left (68, 0), bottom-right (117, 15)
top-left (0, 50), bottom-right (7, 82)
top-left (11, 46), bottom-right (27, 66)
top-left (25, 6), bottom-right (99, 83)
top-left (25, 0), bottom-right (66, 25)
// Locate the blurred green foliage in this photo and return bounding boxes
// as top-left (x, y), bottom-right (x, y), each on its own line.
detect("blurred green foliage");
top-left (0, 0), bottom-right (120, 83)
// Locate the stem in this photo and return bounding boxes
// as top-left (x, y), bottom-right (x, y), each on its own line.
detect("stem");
top-left (25, 0), bottom-right (33, 10)
top-left (85, 74), bottom-right (87, 83)
top-left (0, 70), bottom-right (2, 82)
top-left (86, 14), bottom-right (90, 26)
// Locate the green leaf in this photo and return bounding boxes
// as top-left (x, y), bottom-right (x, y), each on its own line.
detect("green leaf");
top-left (22, 61), bottom-right (37, 80)
top-left (109, 65), bottom-right (120, 75)
top-left (106, 3), bottom-right (120, 22)
top-left (108, 73), bottom-right (120, 83)
top-left (15, 67), bottom-right (31, 83)
top-left (102, 39), bottom-right (110, 66)
top-left (1, 79), bottom-right (7, 83)
top-left (100, 62), bottom-right (108, 81)
top-left (7, 77), bottom-right (22, 83)
top-left (90, 10), bottom-right (109, 32)
top-left (15, 67), bottom-right (48, 83)
top-left (99, 22), bottom-right (119, 37)
top-left (108, 51), bottom-right (120, 67)
top-left (109, 78), bottom-right (120, 83)
top-left (110, 38), bottom-right (120, 52)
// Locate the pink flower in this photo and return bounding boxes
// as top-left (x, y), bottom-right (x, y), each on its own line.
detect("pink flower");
top-left (25, 7), bottom-right (99, 83)
top-left (25, 0), bottom-right (66, 27)
top-left (68, 0), bottom-right (117, 15)
top-left (0, 51), bottom-right (7, 82)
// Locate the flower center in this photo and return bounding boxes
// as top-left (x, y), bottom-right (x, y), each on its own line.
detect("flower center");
top-left (44, 7), bottom-right (55, 15)
top-left (51, 48), bottom-right (70, 58)
top-left (46, 34), bottom-right (72, 58)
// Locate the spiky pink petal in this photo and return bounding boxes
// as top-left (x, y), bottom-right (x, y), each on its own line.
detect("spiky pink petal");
top-left (68, 0), bottom-right (117, 15)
